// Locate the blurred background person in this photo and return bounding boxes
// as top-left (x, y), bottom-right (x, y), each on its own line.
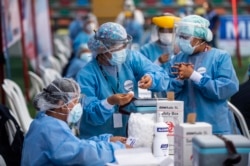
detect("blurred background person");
top-left (122, 10), bottom-right (144, 49)
top-left (202, 1), bottom-right (220, 48)
top-left (72, 13), bottom-right (98, 53)
top-left (21, 78), bottom-right (129, 166)
top-left (116, 0), bottom-right (144, 26)
top-left (76, 22), bottom-right (170, 139)
top-left (63, 44), bottom-right (92, 79)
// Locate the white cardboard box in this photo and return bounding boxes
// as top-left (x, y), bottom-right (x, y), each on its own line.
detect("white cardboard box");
top-left (174, 122), bottom-right (212, 166)
top-left (156, 100), bottom-right (184, 155)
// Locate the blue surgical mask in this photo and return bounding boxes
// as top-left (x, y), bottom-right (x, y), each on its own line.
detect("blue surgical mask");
top-left (178, 38), bottom-right (195, 55)
top-left (109, 49), bottom-right (127, 66)
top-left (67, 103), bottom-right (83, 124)
top-left (80, 52), bottom-right (92, 63)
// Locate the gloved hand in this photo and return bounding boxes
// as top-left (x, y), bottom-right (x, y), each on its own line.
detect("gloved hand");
top-left (171, 63), bottom-right (194, 80)
top-left (158, 54), bottom-right (169, 64)
top-left (138, 75), bottom-right (152, 89)
top-left (107, 93), bottom-right (134, 106)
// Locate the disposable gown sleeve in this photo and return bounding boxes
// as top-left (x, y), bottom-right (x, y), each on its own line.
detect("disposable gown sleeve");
top-left (77, 67), bottom-right (116, 126)
top-left (88, 134), bottom-right (113, 142)
top-left (49, 127), bottom-right (124, 166)
top-left (129, 50), bottom-right (170, 92)
top-left (193, 54), bottom-right (239, 100)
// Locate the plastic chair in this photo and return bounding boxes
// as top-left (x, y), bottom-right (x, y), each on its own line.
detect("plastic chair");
top-left (1, 84), bottom-right (21, 127)
top-left (2, 79), bottom-right (33, 134)
top-left (227, 101), bottom-right (250, 139)
top-left (39, 66), bottom-right (62, 86)
top-left (28, 71), bottom-right (45, 98)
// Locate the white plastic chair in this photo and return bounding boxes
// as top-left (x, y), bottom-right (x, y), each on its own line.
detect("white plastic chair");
top-left (1, 84), bottom-right (21, 127)
top-left (39, 66), bottom-right (62, 87)
top-left (28, 71), bottom-right (45, 99)
top-left (227, 101), bottom-right (250, 139)
top-left (2, 79), bottom-right (33, 134)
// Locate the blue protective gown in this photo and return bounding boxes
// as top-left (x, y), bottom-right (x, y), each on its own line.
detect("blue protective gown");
top-left (76, 49), bottom-right (170, 139)
top-left (21, 112), bottom-right (125, 166)
top-left (68, 19), bottom-right (83, 41)
top-left (167, 48), bottom-right (239, 134)
top-left (140, 41), bottom-right (172, 97)
top-left (73, 32), bottom-right (93, 53)
top-left (64, 57), bottom-right (89, 79)
top-left (140, 41), bottom-right (173, 72)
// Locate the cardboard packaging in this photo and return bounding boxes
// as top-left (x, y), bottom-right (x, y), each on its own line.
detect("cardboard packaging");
top-left (174, 122), bottom-right (212, 166)
top-left (156, 100), bottom-right (184, 155)
top-left (192, 135), bottom-right (250, 166)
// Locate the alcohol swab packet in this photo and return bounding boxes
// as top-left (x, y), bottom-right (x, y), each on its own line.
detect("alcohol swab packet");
top-left (126, 136), bottom-right (137, 147)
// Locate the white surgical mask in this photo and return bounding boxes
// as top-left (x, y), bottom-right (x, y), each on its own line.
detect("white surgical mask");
top-left (159, 33), bottom-right (172, 45)
top-left (67, 103), bottom-right (83, 124)
top-left (80, 52), bottom-right (92, 63)
top-left (109, 49), bottom-right (127, 66)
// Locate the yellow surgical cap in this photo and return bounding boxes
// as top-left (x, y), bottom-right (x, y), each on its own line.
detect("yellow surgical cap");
top-left (152, 16), bottom-right (181, 29)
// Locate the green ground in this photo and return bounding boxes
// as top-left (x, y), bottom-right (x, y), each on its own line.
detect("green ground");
top-left (3, 55), bottom-right (250, 118)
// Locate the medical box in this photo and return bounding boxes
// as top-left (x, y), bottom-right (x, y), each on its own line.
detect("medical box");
top-left (174, 122), bottom-right (212, 166)
top-left (156, 100), bottom-right (184, 155)
top-left (192, 135), bottom-right (250, 166)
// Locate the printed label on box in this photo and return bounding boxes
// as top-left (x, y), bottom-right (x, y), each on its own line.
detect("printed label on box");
top-left (156, 100), bottom-right (184, 155)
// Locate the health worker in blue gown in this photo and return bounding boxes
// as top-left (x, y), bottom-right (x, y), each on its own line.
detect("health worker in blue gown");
top-left (72, 13), bottom-right (98, 53)
top-left (167, 15), bottom-right (239, 134)
top-left (21, 78), bottom-right (129, 166)
top-left (140, 14), bottom-right (180, 97)
top-left (76, 22), bottom-right (170, 139)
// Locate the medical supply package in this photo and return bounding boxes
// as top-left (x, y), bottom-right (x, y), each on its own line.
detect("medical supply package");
top-left (156, 100), bottom-right (184, 155)
top-left (174, 122), bottom-right (212, 166)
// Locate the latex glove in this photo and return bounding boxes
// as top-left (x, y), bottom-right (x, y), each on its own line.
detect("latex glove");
top-left (107, 93), bottom-right (134, 106)
top-left (138, 75), bottom-right (152, 89)
top-left (171, 63), bottom-right (194, 80)
top-left (158, 54), bottom-right (169, 64)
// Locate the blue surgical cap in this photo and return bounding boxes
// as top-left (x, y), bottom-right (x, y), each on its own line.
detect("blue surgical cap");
top-left (177, 15), bottom-right (213, 42)
top-left (88, 22), bottom-right (132, 54)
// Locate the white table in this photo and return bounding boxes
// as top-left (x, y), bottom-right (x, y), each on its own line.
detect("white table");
top-left (106, 148), bottom-right (174, 166)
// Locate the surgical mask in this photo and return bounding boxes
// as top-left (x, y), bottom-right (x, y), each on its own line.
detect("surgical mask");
top-left (178, 38), bottom-right (205, 55)
top-left (178, 38), bottom-right (196, 55)
top-left (109, 49), bottom-right (127, 66)
top-left (67, 103), bottom-right (83, 124)
top-left (159, 33), bottom-right (172, 45)
top-left (80, 52), bottom-right (92, 63)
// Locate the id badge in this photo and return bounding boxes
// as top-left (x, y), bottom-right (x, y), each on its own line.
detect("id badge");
top-left (113, 113), bottom-right (123, 128)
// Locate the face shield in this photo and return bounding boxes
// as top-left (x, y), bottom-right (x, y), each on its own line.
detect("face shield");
top-left (172, 22), bottom-right (201, 55)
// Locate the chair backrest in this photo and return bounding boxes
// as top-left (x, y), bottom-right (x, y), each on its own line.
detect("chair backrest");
top-left (47, 56), bottom-right (63, 74)
top-left (28, 71), bottom-right (45, 98)
top-left (2, 79), bottom-right (33, 134)
top-left (1, 84), bottom-right (21, 126)
top-left (227, 101), bottom-right (250, 139)
top-left (39, 66), bottom-right (62, 86)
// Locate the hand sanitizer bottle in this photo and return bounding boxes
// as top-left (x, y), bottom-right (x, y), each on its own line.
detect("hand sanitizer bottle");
top-left (153, 113), bottom-right (169, 157)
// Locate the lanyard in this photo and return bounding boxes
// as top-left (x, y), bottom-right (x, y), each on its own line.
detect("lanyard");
top-left (99, 65), bottom-right (120, 94)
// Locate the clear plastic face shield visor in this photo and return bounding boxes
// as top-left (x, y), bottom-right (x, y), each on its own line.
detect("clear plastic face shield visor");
top-left (94, 32), bottom-right (133, 53)
top-left (172, 21), bottom-right (205, 55)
